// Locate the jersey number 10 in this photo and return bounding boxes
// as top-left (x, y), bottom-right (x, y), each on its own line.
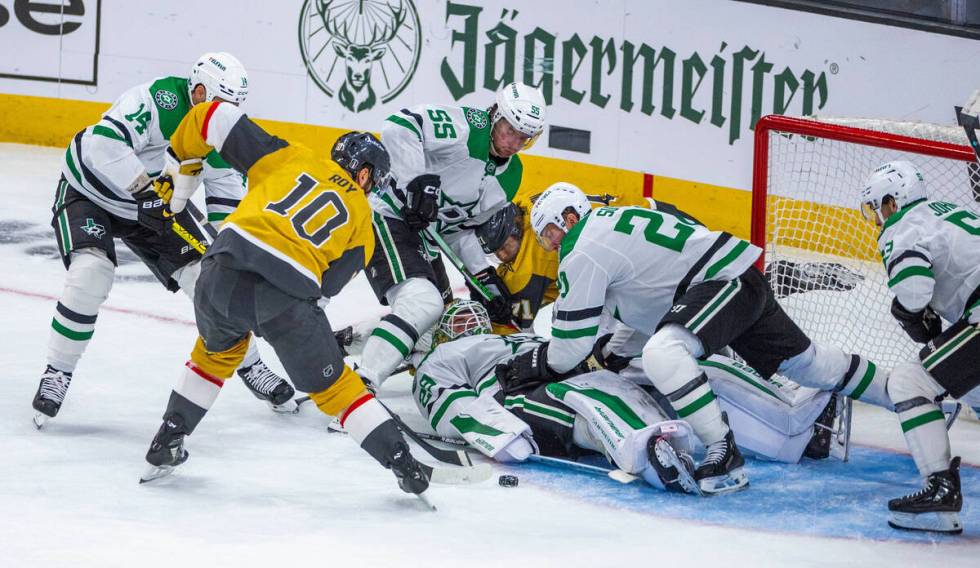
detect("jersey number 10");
top-left (265, 173), bottom-right (349, 247)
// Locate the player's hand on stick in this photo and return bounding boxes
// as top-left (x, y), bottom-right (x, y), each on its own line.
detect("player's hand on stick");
top-left (402, 174), bottom-right (442, 231)
top-left (587, 334), bottom-right (632, 373)
top-left (132, 176), bottom-right (176, 235)
top-left (468, 268), bottom-right (514, 325)
top-left (890, 297), bottom-right (942, 343)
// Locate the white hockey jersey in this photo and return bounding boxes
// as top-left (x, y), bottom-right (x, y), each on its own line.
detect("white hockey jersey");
top-left (548, 206), bottom-right (761, 372)
top-left (61, 76), bottom-right (245, 222)
top-left (878, 199), bottom-right (980, 323)
top-left (377, 104), bottom-right (524, 272)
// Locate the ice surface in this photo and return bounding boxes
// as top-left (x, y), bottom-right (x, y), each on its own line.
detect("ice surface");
top-left (1, 144), bottom-right (978, 566)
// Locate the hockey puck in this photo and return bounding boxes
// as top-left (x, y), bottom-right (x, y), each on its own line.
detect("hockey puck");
top-left (498, 474), bottom-right (519, 487)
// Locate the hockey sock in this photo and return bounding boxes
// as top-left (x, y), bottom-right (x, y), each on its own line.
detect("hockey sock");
top-left (359, 278), bottom-right (442, 386)
top-left (889, 362), bottom-right (951, 476)
top-left (167, 361), bottom-right (225, 434)
top-left (643, 325), bottom-right (728, 445)
top-left (340, 393), bottom-right (403, 467)
top-left (47, 248), bottom-right (114, 372)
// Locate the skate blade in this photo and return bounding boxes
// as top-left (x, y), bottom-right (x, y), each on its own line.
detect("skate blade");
top-left (139, 464), bottom-right (177, 484)
top-left (698, 467), bottom-right (749, 495)
top-left (608, 470), bottom-right (641, 484)
top-left (415, 492), bottom-right (437, 511)
top-left (268, 399), bottom-right (300, 415)
top-left (888, 511), bottom-right (963, 534)
top-left (654, 440), bottom-right (702, 496)
top-left (33, 412), bottom-right (49, 430)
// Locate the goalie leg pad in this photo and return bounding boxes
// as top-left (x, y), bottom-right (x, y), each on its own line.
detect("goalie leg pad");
top-left (889, 361), bottom-right (951, 477)
top-left (359, 278), bottom-right (443, 386)
top-left (643, 325), bottom-right (728, 445)
top-left (47, 248), bottom-right (115, 372)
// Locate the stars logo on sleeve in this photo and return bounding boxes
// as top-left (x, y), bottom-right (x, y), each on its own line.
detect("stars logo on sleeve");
top-left (80, 218), bottom-right (106, 239)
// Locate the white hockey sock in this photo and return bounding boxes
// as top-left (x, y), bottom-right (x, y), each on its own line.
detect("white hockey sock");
top-left (175, 361), bottom-right (225, 411)
top-left (642, 325), bottom-right (728, 445)
top-left (359, 278), bottom-right (442, 386)
top-left (47, 249), bottom-right (114, 373)
top-left (889, 362), bottom-right (951, 476)
top-left (340, 394), bottom-right (391, 445)
top-left (778, 343), bottom-right (891, 409)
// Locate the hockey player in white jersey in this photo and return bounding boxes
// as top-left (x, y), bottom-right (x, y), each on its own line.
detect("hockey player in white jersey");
top-left (859, 160), bottom-right (980, 534)
top-left (414, 301), bottom-right (841, 494)
top-left (357, 82), bottom-right (546, 388)
top-left (497, 182), bottom-right (892, 495)
top-left (33, 52), bottom-right (294, 427)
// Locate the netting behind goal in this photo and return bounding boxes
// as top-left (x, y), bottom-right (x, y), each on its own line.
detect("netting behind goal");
top-left (751, 115), bottom-right (980, 369)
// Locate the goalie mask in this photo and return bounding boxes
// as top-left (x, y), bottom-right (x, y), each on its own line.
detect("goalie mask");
top-left (189, 52), bottom-right (249, 105)
top-left (433, 300), bottom-right (491, 346)
top-left (859, 160), bottom-right (928, 224)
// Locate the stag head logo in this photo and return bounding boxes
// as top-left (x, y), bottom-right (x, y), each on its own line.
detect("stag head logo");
top-left (299, 0), bottom-right (421, 113)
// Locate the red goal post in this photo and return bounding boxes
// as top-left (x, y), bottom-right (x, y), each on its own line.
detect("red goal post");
top-left (750, 114), bottom-right (979, 368)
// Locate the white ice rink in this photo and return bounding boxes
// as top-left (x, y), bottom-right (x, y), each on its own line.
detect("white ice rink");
top-left (1, 143), bottom-right (978, 567)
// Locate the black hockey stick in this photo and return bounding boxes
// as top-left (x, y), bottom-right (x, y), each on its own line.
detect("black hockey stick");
top-left (956, 105), bottom-right (980, 163)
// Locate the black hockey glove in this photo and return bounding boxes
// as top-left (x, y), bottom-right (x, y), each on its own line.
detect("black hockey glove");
top-left (587, 334), bottom-right (633, 373)
top-left (401, 173), bottom-right (442, 232)
top-left (334, 325), bottom-right (354, 357)
top-left (467, 268), bottom-right (514, 325)
top-left (132, 176), bottom-right (176, 235)
top-left (495, 343), bottom-right (559, 395)
top-left (890, 297), bottom-right (942, 343)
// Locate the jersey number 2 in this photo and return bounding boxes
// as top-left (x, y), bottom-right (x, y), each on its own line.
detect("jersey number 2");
top-left (613, 209), bottom-right (694, 252)
top-left (266, 173), bottom-right (349, 247)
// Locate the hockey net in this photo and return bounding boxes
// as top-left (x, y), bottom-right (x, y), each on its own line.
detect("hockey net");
top-left (752, 115), bottom-right (980, 369)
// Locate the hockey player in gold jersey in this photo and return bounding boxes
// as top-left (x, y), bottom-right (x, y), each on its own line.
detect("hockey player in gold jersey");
top-left (139, 101), bottom-right (429, 496)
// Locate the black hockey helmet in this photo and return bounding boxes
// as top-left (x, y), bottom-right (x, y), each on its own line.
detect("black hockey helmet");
top-left (331, 132), bottom-right (393, 191)
top-left (476, 202), bottom-right (522, 254)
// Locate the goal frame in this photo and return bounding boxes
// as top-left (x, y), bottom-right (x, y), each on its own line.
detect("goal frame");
top-left (750, 114), bottom-right (977, 270)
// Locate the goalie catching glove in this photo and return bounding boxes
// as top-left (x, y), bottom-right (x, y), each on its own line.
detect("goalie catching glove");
top-left (467, 268), bottom-right (514, 325)
top-left (890, 297), bottom-right (942, 343)
top-left (131, 175), bottom-right (177, 235)
top-left (401, 174), bottom-right (442, 232)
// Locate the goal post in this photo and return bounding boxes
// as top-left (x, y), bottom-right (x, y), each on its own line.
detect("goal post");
top-left (750, 114), bottom-right (979, 368)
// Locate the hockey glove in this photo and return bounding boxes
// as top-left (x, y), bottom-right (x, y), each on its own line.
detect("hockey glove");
top-left (132, 176), bottom-right (176, 235)
top-left (495, 343), bottom-right (557, 395)
top-left (164, 147), bottom-right (204, 214)
top-left (467, 268), bottom-right (514, 325)
top-left (890, 297), bottom-right (942, 343)
top-left (587, 334), bottom-right (633, 373)
top-left (401, 174), bottom-right (442, 232)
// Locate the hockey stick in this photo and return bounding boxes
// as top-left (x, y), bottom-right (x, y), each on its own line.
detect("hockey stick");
top-left (423, 227), bottom-right (522, 331)
top-left (956, 104), bottom-right (980, 163)
top-left (167, 201), bottom-right (217, 256)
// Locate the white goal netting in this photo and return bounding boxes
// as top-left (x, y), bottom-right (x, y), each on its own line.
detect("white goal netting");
top-left (757, 115), bottom-right (980, 370)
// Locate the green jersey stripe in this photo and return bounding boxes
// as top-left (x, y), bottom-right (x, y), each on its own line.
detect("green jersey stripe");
top-left (386, 115), bottom-right (422, 141)
top-left (92, 125), bottom-right (131, 147)
top-left (552, 325), bottom-right (599, 339)
top-left (208, 212), bottom-right (230, 223)
top-left (704, 240), bottom-right (750, 280)
top-left (887, 265), bottom-right (934, 287)
top-left (430, 390), bottom-right (478, 429)
top-left (450, 414), bottom-right (506, 436)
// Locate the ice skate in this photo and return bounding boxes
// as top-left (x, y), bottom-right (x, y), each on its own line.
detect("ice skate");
top-left (140, 413), bottom-right (190, 484)
top-left (32, 366), bottom-right (73, 429)
top-left (237, 360), bottom-right (297, 413)
top-left (387, 441), bottom-right (430, 496)
top-left (695, 430), bottom-right (748, 495)
top-left (888, 457), bottom-right (962, 534)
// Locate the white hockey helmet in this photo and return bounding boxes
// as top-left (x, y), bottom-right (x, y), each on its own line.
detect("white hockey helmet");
top-left (493, 81), bottom-right (547, 149)
top-left (189, 52), bottom-right (249, 105)
top-left (859, 160), bottom-right (928, 224)
top-left (433, 299), bottom-right (491, 346)
top-left (530, 182), bottom-right (591, 250)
